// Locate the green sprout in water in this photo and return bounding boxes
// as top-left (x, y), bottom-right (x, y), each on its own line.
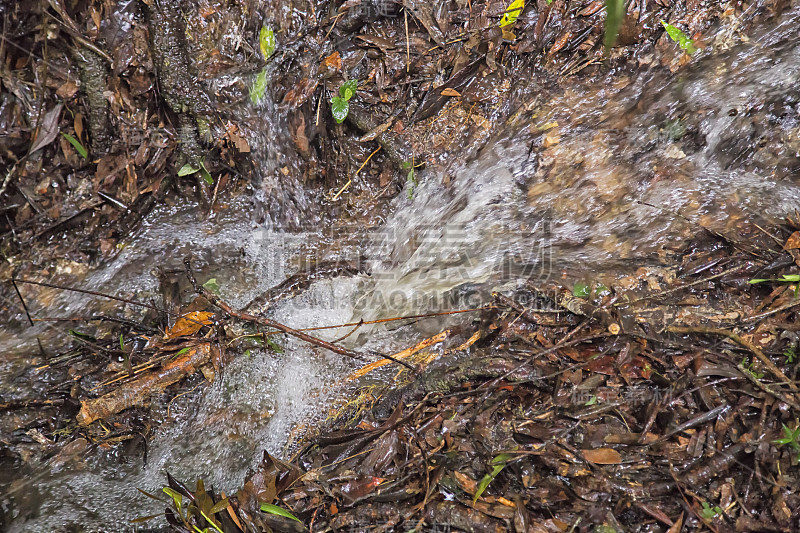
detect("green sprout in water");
top-left (403, 159), bottom-right (418, 199)
top-left (331, 79), bottom-right (358, 124)
top-left (259, 25), bottom-right (276, 60)
top-left (250, 68), bottom-right (269, 105)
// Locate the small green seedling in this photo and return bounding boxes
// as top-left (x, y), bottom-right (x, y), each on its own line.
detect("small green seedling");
top-left (774, 423), bottom-right (800, 463)
top-left (585, 395), bottom-right (598, 406)
top-left (785, 346), bottom-right (797, 364)
top-left (661, 21), bottom-right (697, 55)
top-left (61, 132), bottom-right (88, 159)
top-left (331, 79), bottom-right (358, 124)
top-left (700, 501), bottom-right (722, 520)
top-left (740, 356), bottom-right (764, 380)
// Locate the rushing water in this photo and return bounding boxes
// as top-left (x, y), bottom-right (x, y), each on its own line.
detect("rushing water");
top-left (2, 6), bottom-right (800, 531)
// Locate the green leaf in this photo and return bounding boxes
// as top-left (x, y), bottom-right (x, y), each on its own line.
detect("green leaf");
top-left (780, 274), bottom-right (800, 282)
top-left (265, 337), bottom-right (284, 353)
top-left (604, 0), bottom-right (625, 52)
top-left (339, 79), bottom-right (358, 100)
top-left (473, 455), bottom-right (511, 502)
top-left (163, 487), bottom-right (183, 510)
top-left (260, 502), bottom-right (301, 522)
top-left (175, 347), bottom-right (190, 356)
top-left (259, 26), bottom-right (276, 59)
top-left (748, 278), bottom-right (768, 284)
top-left (69, 329), bottom-right (96, 340)
top-left (585, 394), bottom-right (598, 406)
top-left (331, 96), bottom-right (349, 124)
top-left (250, 69), bottom-right (268, 105)
top-left (203, 278), bottom-right (220, 294)
top-left (199, 510), bottom-right (224, 533)
top-left (61, 132), bottom-right (88, 159)
top-left (661, 20), bottom-right (697, 55)
top-left (573, 282), bottom-right (590, 298)
top-left (178, 163), bottom-right (199, 177)
top-left (500, 0), bottom-right (524, 27)
top-left (199, 161), bottom-right (213, 185)
top-left (120, 334), bottom-right (125, 351)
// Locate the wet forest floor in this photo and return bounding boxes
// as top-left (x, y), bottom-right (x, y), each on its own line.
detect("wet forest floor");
top-left (1, 0), bottom-right (800, 531)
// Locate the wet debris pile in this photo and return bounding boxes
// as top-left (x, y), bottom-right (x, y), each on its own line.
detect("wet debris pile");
top-left (154, 224), bottom-right (800, 532)
top-left (0, 0), bottom-right (255, 267)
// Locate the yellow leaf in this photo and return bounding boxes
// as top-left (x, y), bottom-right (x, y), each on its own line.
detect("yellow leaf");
top-left (165, 311), bottom-right (214, 339)
top-left (500, 0), bottom-right (524, 27)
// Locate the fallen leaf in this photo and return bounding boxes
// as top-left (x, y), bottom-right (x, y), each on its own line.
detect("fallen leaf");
top-left (57, 80), bottom-right (79, 99)
top-left (582, 448), bottom-right (622, 464)
top-left (320, 51), bottom-right (342, 75)
top-left (440, 87), bottom-right (462, 97)
top-left (165, 311), bottom-right (214, 339)
top-left (453, 471), bottom-right (477, 495)
top-left (228, 131), bottom-right (251, 153)
top-left (784, 231), bottom-right (800, 250)
top-left (30, 104), bottom-right (63, 153)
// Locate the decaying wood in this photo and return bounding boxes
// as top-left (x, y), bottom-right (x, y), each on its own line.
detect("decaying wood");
top-left (76, 343), bottom-right (213, 425)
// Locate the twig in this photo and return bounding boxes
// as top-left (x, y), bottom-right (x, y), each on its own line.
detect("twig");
top-left (183, 256), bottom-right (415, 371)
top-left (331, 146), bottom-right (381, 200)
top-left (11, 277), bottom-right (33, 326)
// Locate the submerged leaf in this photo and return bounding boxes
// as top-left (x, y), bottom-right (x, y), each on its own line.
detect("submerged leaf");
top-left (500, 0), bottom-right (524, 27)
top-left (259, 26), bottom-right (276, 59)
top-left (573, 282), bottom-right (590, 298)
top-left (203, 278), bottom-right (220, 294)
top-left (250, 69), bottom-right (269, 105)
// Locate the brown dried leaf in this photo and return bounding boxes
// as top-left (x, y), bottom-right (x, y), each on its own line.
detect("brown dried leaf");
top-left (783, 231), bottom-right (800, 250)
top-left (165, 311), bottom-right (214, 339)
top-left (582, 448), bottom-right (622, 464)
top-left (30, 104), bottom-right (63, 153)
top-left (320, 51), bottom-right (342, 75)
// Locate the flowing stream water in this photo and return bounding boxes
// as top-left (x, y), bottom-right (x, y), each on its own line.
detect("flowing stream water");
top-left (2, 6), bottom-right (800, 531)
